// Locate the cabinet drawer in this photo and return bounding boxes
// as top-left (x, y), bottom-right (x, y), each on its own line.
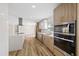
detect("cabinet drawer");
top-left (43, 35), bottom-right (54, 52)
top-left (37, 33), bottom-right (43, 41)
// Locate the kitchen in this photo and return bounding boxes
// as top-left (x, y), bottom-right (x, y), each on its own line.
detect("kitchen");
top-left (9, 3), bottom-right (77, 56)
top-left (0, 3), bottom-right (79, 56)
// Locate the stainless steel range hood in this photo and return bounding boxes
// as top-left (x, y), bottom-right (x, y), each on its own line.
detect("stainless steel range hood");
top-left (17, 17), bottom-right (24, 34)
top-left (18, 17), bottom-right (23, 26)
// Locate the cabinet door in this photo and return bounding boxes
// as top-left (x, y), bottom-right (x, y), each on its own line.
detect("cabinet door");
top-left (54, 7), bottom-right (61, 25)
top-left (54, 4), bottom-right (65, 25)
top-left (37, 33), bottom-right (43, 42)
top-left (65, 4), bottom-right (74, 22)
top-left (59, 3), bottom-right (77, 23)
top-left (62, 3), bottom-right (77, 22)
top-left (71, 3), bottom-right (77, 21)
top-left (43, 35), bottom-right (54, 52)
top-left (54, 3), bottom-right (77, 25)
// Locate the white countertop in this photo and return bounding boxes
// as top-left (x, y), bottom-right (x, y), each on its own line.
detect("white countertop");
top-left (37, 32), bottom-right (54, 37)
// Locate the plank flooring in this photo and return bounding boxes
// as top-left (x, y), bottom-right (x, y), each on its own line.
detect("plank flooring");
top-left (9, 37), bottom-right (54, 56)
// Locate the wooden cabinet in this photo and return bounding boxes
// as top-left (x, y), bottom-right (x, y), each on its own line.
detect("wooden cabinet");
top-left (77, 4), bottom-right (79, 56)
top-left (54, 3), bottom-right (77, 56)
top-left (36, 22), bottom-right (40, 38)
top-left (37, 33), bottom-right (54, 52)
top-left (37, 33), bottom-right (43, 42)
top-left (39, 19), bottom-right (48, 30)
top-left (63, 4), bottom-right (77, 22)
top-left (43, 35), bottom-right (54, 52)
top-left (54, 3), bottom-right (77, 25)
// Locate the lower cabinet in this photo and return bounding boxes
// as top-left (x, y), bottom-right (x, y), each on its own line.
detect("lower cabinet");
top-left (37, 33), bottom-right (71, 56)
top-left (43, 35), bottom-right (54, 52)
top-left (37, 33), bottom-right (54, 52)
top-left (37, 33), bottom-right (43, 42)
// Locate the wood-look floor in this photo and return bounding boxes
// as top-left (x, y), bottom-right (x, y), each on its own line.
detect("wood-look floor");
top-left (9, 37), bottom-right (54, 56)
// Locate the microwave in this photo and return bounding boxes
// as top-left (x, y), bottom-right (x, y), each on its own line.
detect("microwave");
top-left (63, 22), bottom-right (75, 34)
top-left (54, 22), bottom-right (75, 34)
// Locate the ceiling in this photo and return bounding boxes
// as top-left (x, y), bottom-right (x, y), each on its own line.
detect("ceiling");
top-left (8, 3), bottom-right (59, 22)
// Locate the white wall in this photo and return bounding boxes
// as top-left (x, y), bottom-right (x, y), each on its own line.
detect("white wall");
top-left (23, 22), bottom-right (36, 37)
top-left (8, 16), bottom-right (36, 51)
top-left (8, 16), bottom-right (36, 37)
top-left (0, 4), bottom-right (8, 56)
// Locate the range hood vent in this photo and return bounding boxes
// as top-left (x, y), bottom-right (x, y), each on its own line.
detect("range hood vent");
top-left (18, 17), bottom-right (23, 26)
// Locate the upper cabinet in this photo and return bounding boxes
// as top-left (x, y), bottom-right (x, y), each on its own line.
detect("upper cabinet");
top-left (54, 3), bottom-right (77, 25)
top-left (39, 19), bottom-right (48, 30)
top-left (37, 17), bottom-right (54, 33)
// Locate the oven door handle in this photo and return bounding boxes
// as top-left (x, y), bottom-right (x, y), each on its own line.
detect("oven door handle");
top-left (54, 36), bottom-right (74, 43)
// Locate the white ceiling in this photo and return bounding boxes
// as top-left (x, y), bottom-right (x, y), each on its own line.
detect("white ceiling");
top-left (8, 3), bottom-right (59, 22)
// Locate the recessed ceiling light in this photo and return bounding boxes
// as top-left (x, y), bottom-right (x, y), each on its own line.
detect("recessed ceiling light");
top-left (32, 5), bottom-right (36, 8)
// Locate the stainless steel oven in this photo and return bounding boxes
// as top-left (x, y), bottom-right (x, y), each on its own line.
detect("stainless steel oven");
top-left (54, 21), bottom-right (76, 56)
top-left (54, 34), bottom-right (75, 55)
